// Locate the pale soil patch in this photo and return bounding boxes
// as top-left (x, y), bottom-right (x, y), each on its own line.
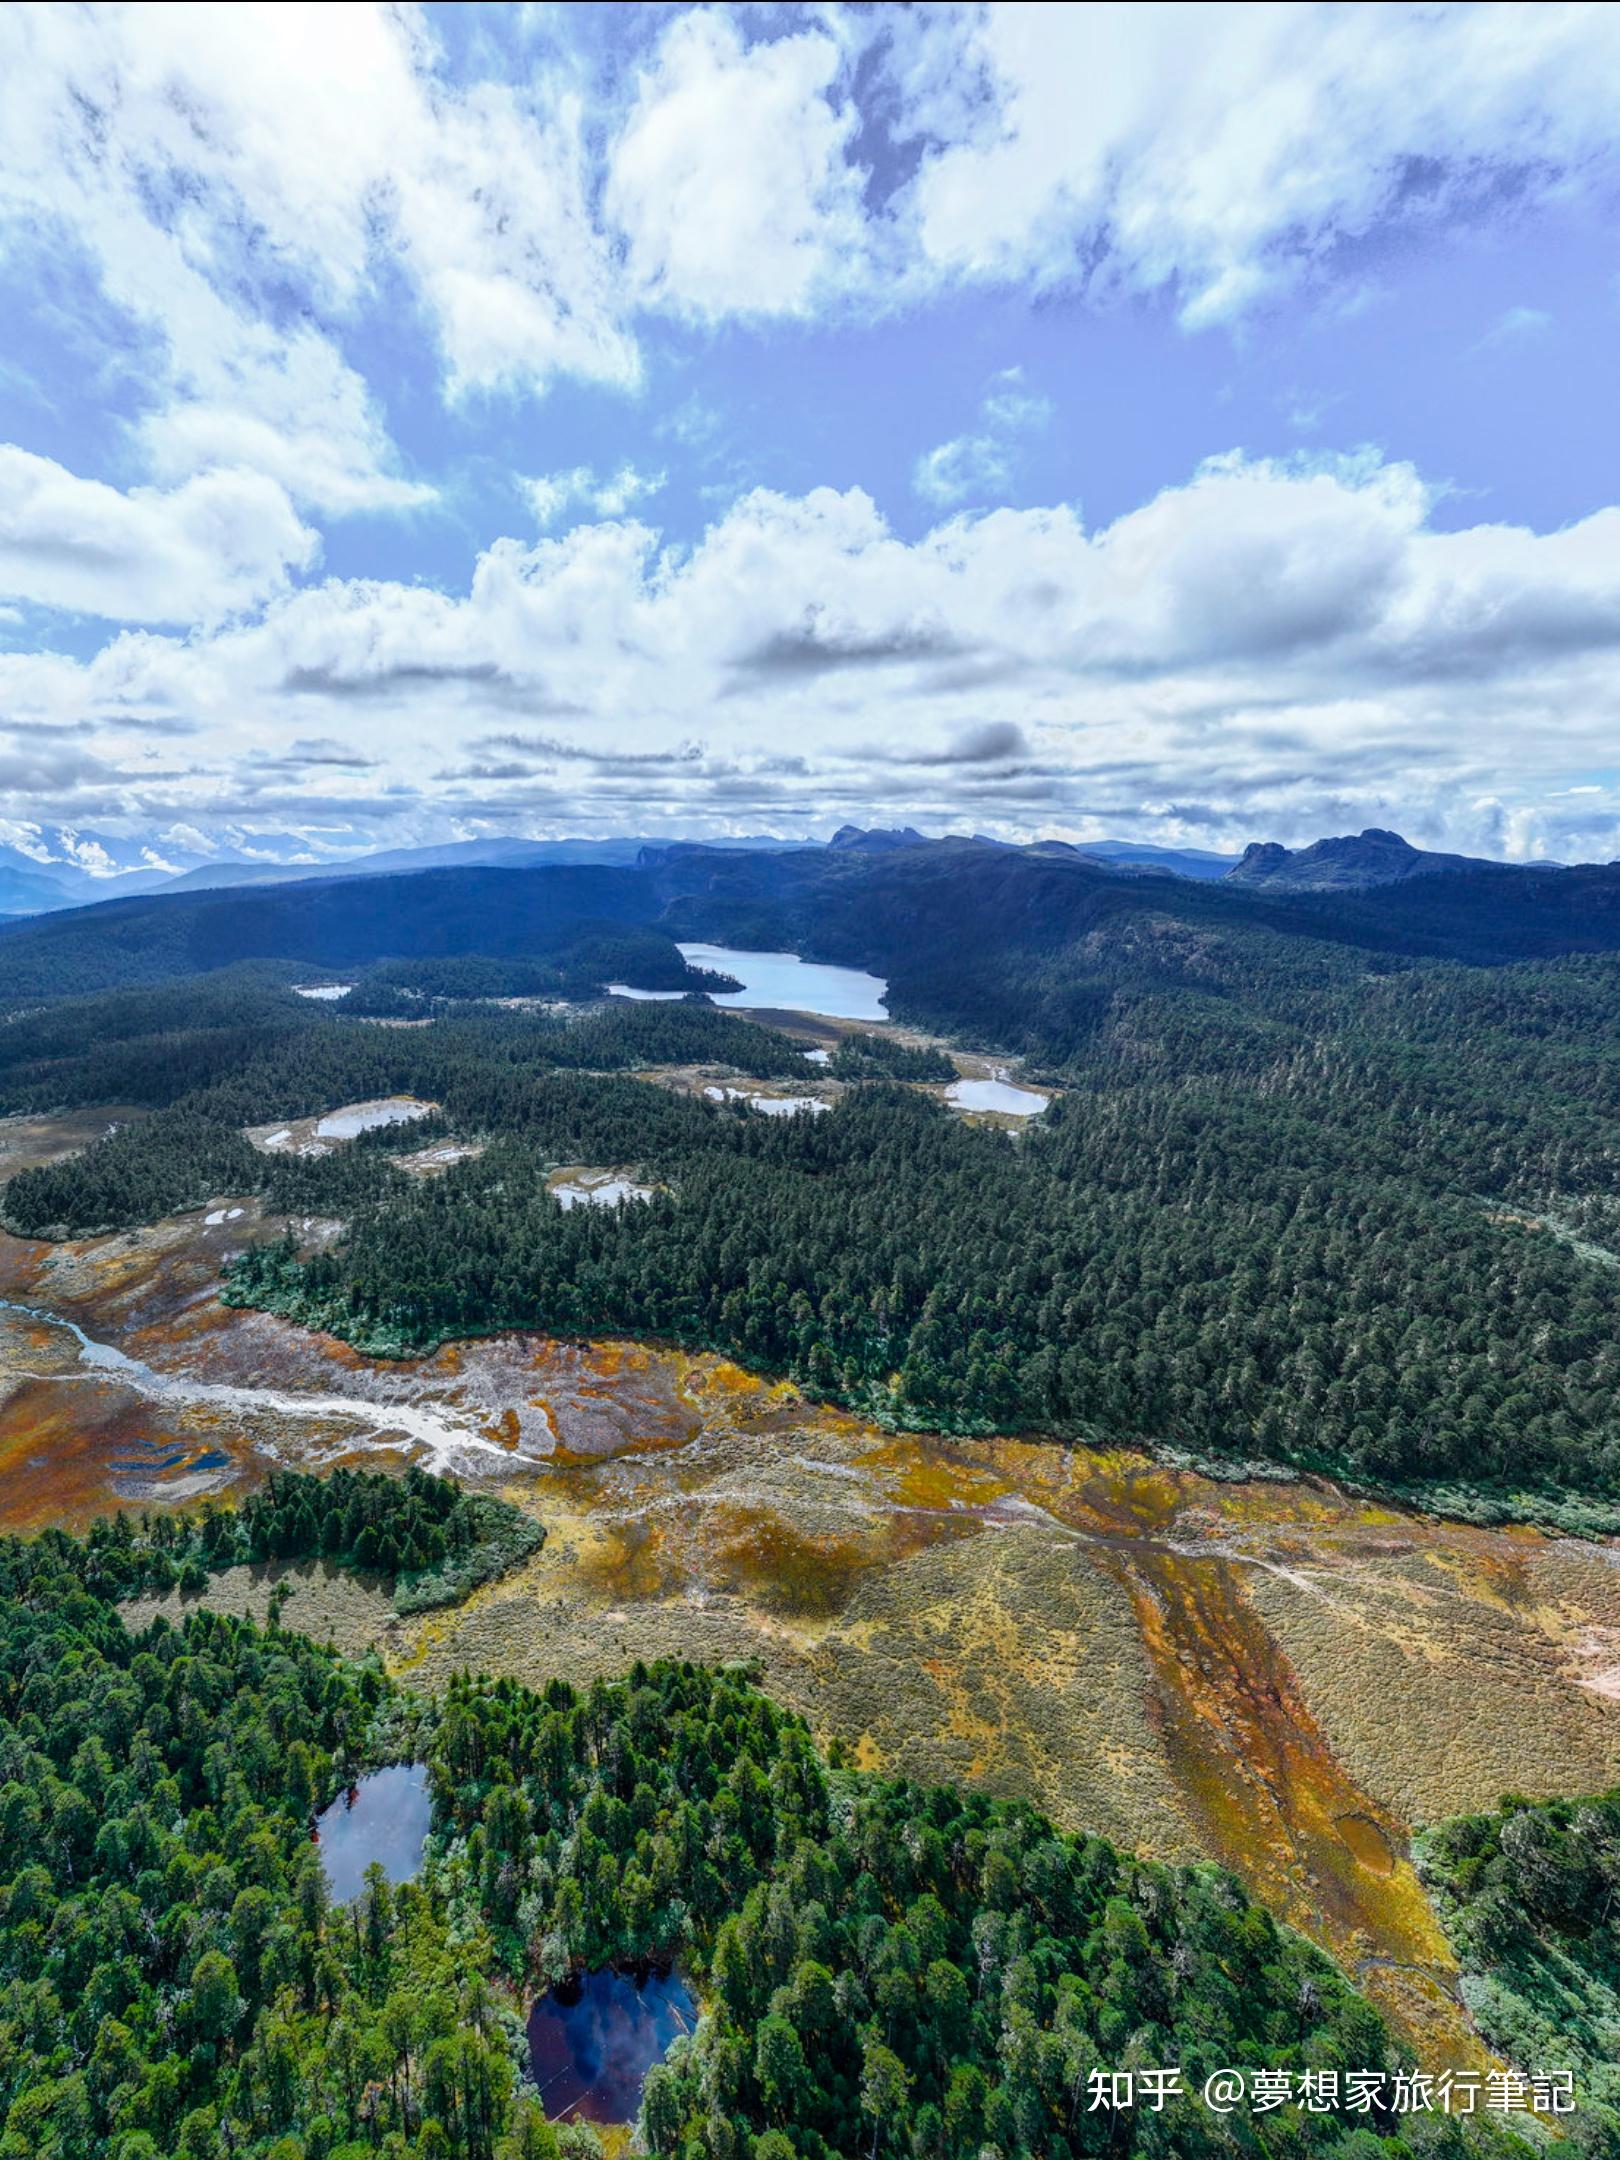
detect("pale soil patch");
top-left (245, 1096), bottom-right (438, 1158)
top-left (1567, 1624), bottom-right (1620, 1701)
top-left (399, 1141), bottom-right (484, 1176)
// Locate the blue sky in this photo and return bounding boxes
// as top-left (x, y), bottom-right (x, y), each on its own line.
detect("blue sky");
top-left (1, 1), bottom-right (1619, 877)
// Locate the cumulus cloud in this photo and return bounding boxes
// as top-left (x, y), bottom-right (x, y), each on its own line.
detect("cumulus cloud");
top-left (1, 0), bottom-right (1614, 542)
top-left (915, 369), bottom-right (1054, 508)
top-left (605, 9), bottom-right (869, 319)
top-left (8, 452), bottom-right (1620, 857)
top-left (3, 7), bottom-right (1620, 859)
top-left (0, 448), bottom-right (317, 624)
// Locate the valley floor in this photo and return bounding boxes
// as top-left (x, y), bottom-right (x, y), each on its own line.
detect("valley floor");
top-left (4, 1175), bottom-right (1619, 2071)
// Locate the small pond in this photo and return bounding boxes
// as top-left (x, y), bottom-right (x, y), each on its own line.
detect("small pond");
top-left (552, 1173), bottom-right (654, 1209)
top-left (947, 1076), bottom-right (1049, 1117)
top-left (527, 1968), bottom-right (696, 2123)
top-left (315, 1763), bottom-right (432, 1905)
top-left (703, 1085), bottom-right (828, 1117)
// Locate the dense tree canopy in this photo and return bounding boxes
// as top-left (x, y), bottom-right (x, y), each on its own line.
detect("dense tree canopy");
top-left (1420, 1791), bottom-right (1620, 2144)
top-left (0, 1494), bottom-right (1505, 2160)
top-left (107, 1468), bottom-right (544, 1617)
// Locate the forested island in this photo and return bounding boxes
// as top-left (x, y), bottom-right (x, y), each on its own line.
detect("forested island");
top-left (115, 1467), bottom-right (544, 1617)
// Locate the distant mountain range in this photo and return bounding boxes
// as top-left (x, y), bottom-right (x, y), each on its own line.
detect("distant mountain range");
top-left (0, 823), bottom-right (323, 917)
top-left (0, 818), bottom-right (1579, 923)
top-left (0, 827), bottom-right (806, 918)
top-left (3, 823), bottom-right (1619, 1015)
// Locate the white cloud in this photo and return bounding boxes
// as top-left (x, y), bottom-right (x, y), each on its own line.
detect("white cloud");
top-left (389, 72), bottom-right (639, 400)
top-left (1478, 305), bottom-right (1556, 350)
top-left (892, 3), bottom-right (1620, 325)
top-left (605, 9), bottom-right (869, 318)
top-left (10, 450), bottom-right (1620, 860)
top-left (0, 447), bottom-right (317, 624)
top-left (0, 2), bottom-right (629, 510)
top-left (2, 7), bottom-right (1620, 859)
top-left (915, 368), bottom-right (1053, 507)
top-left (522, 465), bottom-right (666, 529)
top-left (161, 823), bottom-right (220, 856)
top-left (1, 0), bottom-right (1613, 526)
top-left (914, 435), bottom-right (1014, 510)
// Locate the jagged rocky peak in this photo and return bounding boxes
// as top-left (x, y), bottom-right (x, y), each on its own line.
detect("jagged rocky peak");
top-left (826, 825), bottom-right (928, 852)
top-left (1225, 827), bottom-right (1492, 891)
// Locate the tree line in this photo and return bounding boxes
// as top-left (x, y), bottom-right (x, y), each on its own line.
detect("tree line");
top-left (94, 1467), bottom-right (544, 1617)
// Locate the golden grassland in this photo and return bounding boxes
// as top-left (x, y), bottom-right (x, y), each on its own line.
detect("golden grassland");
top-left (4, 1161), bottom-right (1617, 2067)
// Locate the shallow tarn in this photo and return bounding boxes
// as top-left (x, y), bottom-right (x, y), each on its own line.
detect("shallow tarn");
top-left (947, 1075), bottom-right (1049, 1117)
top-left (703, 1084), bottom-right (828, 1117)
top-left (246, 1095), bottom-right (439, 1156)
top-left (549, 1166), bottom-right (655, 1209)
top-left (314, 1762), bottom-right (431, 1904)
top-left (527, 1968), bottom-right (695, 2122)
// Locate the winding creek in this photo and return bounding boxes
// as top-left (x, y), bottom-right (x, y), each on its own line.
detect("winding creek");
top-left (0, 1293), bottom-right (536, 1473)
top-left (4, 1199), bottom-right (1620, 2069)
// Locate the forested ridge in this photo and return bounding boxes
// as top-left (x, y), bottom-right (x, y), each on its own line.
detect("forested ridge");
top-left (0, 865), bottom-right (667, 1005)
top-left (6, 835), bottom-right (1620, 1016)
top-left (0, 980), bottom-right (808, 1232)
top-left (10, 842), bottom-right (1620, 1500)
top-left (0, 1496), bottom-right (1521, 2160)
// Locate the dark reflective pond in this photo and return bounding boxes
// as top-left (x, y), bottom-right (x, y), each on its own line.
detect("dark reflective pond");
top-left (527, 1969), bottom-right (695, 2122)
top-left (314, 1763), bottom-right (431, 1905)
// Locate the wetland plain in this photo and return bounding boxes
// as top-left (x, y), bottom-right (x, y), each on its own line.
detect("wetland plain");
top-left (2, 1104), bottom-right (1616, 2067)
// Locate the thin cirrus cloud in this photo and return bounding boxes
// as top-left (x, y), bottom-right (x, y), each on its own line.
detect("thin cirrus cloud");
top-left (0, 5), bottom-right (1618, 861)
